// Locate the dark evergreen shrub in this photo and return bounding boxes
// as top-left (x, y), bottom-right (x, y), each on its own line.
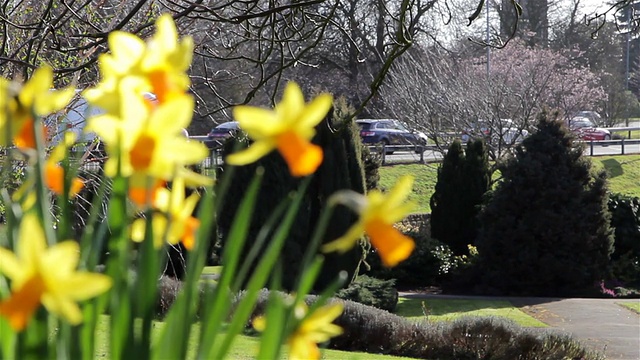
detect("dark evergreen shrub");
top-left (607, 193), bottom-right (640, 286)
top-left (335, 275), bottom-right (398, 312)
top-left (475, 111), bottom-right (614, 297)
top-left (430, 138), bottom-right (490, 256)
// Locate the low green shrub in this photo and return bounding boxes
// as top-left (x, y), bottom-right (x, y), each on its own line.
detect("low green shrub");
top-left (335, 275), bottom-right (398, 312)
top-left (243, 291), bottom-right (604, 360)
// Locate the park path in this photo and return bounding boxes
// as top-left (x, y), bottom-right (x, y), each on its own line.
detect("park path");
top-left (400, 293), bottom-right (640, 360)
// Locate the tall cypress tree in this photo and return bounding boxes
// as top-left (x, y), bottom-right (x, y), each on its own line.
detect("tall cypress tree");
top-left (430, 139), bottom-right (490, 255)
top-left (216, 110), bottom-right (365, 291)
top-left (475, 111), bottom-right (614, 296)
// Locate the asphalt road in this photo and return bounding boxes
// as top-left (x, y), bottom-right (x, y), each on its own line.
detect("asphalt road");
top-left (383, 141), bottom-right (640, 164)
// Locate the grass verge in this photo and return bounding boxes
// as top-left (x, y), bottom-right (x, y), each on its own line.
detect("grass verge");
top-left (395, 297), bottom-right (548, 328)
top-left (617, 301), bottom-right (640, 314)
top-left (93, 315), bottom-right (414, 359)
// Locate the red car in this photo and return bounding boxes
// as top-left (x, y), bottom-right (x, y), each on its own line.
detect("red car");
top-left (569, 117), bottom-right (611, 141)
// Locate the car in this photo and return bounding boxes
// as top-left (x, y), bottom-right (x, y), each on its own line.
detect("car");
top-left (462, 119), bottom-right (528, 145)
top-left (206, 121), bottom-right (241, 148)
top-left (569, 117), bottom-right (611, 141)
top-left (356, 119), bottom-right (426, 154)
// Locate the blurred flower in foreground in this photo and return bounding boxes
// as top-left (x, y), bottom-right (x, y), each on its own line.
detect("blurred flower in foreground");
top-left (83, 14), bottom-right (192, 114)
top-left (227, 82), bottom-right (332, 177)
top-left (45, 132), bottom-right (84, 197)
top-left (0, 213), bottom-right (112, 331)
top-left (131, 177), bottom-right (200, 250)
top-left (86, 93), bottom-right (209, 185)
top-left (253, 302), bottom-right (343, 360)
top-left (322, 176), bottom-right (416, 267)
top-left (0, 66), bottom-right (74, 148)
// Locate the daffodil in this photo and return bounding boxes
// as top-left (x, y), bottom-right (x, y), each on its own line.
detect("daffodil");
top-left (226, 82), bottom-right (332, 177)
top-left (45, 132), bottom-right (84, 197)
top-left (0, 213), bottom-right (112, 331)
top-left (131, 176), bottom-right (200, 250)
top-left (83, 13), bottom-right (192, 113)
top-left (253, 302), bottom-right (343, 360)
top-left (0, 66), bottom-right (74, 148)
top-left (86, 93), bottom-right (209, 182)
top-left (322, 175), bottom-right (416, 267)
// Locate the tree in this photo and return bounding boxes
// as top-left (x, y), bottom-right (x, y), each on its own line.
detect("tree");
top-left (430, 138), bottom-right (490, 256)
top-left (216, 110), bottom-right (366, 291)
top-left (475, 110), bottom-right (614, 297)
top-left (378, 40), bottom-right (606, 162)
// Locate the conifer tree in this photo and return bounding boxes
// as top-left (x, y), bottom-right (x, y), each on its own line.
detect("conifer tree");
top-left (430, 139), bottom-right (490, 255)
top-left (475, 111), bottom-right (613, 296)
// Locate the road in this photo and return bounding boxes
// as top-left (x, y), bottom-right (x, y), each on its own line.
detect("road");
top-left (383, 141), bottom-right (640, 164)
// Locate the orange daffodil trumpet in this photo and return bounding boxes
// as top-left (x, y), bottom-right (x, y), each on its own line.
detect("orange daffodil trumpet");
top-left (253, 302), bottom-right (344, 360)
top-left (130, 177), bottom-right (201, 250)
top-left (322, 175), bottom-right (416, 267)
top-left (227, 82), bottom-right (332, 177)
top-left (0, 66), bottom-right (74, 149)
top-left (0, 213), bottom-right (112, 331)
top-left (45, 132), bottom-right (85, 197)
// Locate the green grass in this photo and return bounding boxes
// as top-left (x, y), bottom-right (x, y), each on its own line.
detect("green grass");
top-left (395, 298), bottom-right (548, 328)
top-left (93, 315), bottom-right (414, 359)
top-left (379, 155), bottom-right (640, 212)
top-left (617, 301), bottom-right (640, 314)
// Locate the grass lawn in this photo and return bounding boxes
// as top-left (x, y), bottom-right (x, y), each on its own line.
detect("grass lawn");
top-left (379, 155), bottom-right (640, 213)
top-left (395, 298), bottom-right (547, 328)
top-left (93, 315), bottom-right (414, 359)
top-left (617, 301), bottom-right (640, 314)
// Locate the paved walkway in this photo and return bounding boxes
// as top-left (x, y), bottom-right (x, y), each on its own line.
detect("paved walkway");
top-left (400, 293), bottom-right (640, 360)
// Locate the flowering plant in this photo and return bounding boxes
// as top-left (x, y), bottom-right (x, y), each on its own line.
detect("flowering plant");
top-left (0, 14), bottom-right (415, 359)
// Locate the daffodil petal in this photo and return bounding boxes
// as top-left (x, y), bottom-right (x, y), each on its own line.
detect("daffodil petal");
top-left (18, 214), bottom-right (47, 270)
top-left (41, 294), bottom-right (83, 325)
top-left (278, 82), bottom-right (305, 121)
top-left (226, 141), bottom-right (275, 166)
top-left (0, 248), bottom-right (22, 281)
top-left (321, 223), bottom-right (365, 254)
top-left (41, 241), bottom-right (79, 273)
top-left (232, 106), bottom-right (282, 137)
top-left (56, 272), bottom-right (112, 300)
top-left (385, 175), bottom-right (414, 208)
top-left (297, 93), bottom-right (333, 128)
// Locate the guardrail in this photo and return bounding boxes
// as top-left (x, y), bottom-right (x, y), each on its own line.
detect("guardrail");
top-left (367, 144), bottom-right (438, 165)
top-left (583, 138), bottom-right (640, 156)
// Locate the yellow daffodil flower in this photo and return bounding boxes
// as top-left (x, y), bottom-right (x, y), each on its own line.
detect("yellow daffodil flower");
top-left (131, 176), bottom-right (200, 250)
top-left (84, 13), bottom-right (192, 112)
top-left (0, 66), bottom-right (74, 148)
top-left (253, 302), bottom-right (343, 360)
top-left (227, 82), bottom-right (332, 177)
top-left (45, 132), bottom-right (84, 197)
top-left (0, 213), bottom-right (112, 331)
top-left (86, 93), bottom-right (209, 182)
top-left (322, 176), bottom-right (416, 267)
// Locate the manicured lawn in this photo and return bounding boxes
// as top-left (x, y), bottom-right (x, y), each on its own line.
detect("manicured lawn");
top-left (617, 301), bottom-right (640, 314)
top-left (379, 155), bottom-right (640, 213)
top-left (395, 298), bottom-right (548, 328)
top-left (93, 315), bottom-right (415, 359)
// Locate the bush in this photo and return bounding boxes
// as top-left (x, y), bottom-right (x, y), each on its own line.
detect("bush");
top-left (475, 111), bottom-right (614, 297)
top-left (607, 193), bottom-right (640, 286)
top-left (335, 275), bottom-right (398, 312)
top-left (365, 229), bottom-right (444, 288)
top-left (242, 291), bottom-right (605, 359)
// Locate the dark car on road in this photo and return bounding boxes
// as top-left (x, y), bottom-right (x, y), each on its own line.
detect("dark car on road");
top-left (356, 119), bottom-right (427, 153)
top-left (206, 121), bottom-right (241, 148)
